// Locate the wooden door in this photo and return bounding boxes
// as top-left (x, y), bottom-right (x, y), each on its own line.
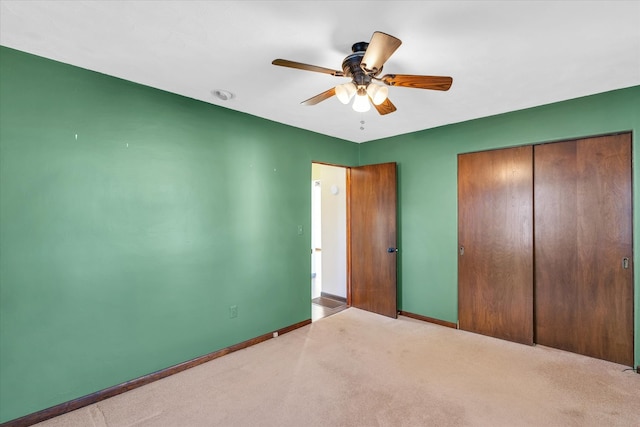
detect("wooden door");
top-left (349, 162), bottom-right (398, 318)
top-left (534, 133), bottom-right (633, 366)
top-left (458, 146), bottom-right (534, 345)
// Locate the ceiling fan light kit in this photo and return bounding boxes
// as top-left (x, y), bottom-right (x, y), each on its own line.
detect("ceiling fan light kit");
top-left (335, 82), bottom-right (357, 104)
top-left (272, 31), bottom-right (453, 115)
top-left (366, 83), bottom-right (389, 106)
top-left (352, 87), bottom-right (371, 113)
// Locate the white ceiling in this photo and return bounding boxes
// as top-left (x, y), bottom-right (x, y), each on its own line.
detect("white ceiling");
top-left (1, 1), bottom-right (639, 143)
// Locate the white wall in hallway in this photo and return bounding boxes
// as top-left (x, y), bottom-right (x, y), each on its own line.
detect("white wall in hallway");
top-left (318, 164), bottom-right (347, 299)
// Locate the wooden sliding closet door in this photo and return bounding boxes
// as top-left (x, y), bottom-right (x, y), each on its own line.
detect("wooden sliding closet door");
top-left (534, 133), bottom-right (633, 366)
top-left (458, 146), bottom-right (534, 345)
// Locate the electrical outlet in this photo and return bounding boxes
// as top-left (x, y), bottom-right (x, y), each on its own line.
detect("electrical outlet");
top-left (297, 225), bottom-right (303, 235)
top-left (229, 305), bottom-right (238, 318)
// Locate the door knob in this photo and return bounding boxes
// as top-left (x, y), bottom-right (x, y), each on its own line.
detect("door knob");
top-left (387, 247), bottom-right (398, 253)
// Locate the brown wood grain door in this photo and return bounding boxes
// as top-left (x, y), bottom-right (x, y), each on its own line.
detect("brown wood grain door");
top-left (349, 162), bottom-right (398, 318)
top-left (458, 146), bottom-right (534, 345)
top-left (534, 133), bottom-right (633, 366)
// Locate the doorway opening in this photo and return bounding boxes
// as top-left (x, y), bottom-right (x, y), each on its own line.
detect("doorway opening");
top-left (311, 163), bottom-right (348, 321)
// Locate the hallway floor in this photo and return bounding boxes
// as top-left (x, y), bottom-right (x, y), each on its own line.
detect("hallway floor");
top-left (311, 296), bottom-right (347, 321)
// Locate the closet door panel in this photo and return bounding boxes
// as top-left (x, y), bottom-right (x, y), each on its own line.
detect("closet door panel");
top-left (533, 141), bottom-right (580, 349)
top-left (458, 146), bottom-right (533, 345)
top-left (534, 134), bottom-right (633, 366)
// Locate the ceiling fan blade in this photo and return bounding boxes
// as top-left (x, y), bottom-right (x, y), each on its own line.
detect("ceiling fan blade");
top-left (301, 87), bottom-right (336, 106)
top-left (272, 59), bottom-right (344, 76)
top-left (360, 32), bottom-right (402, 74)
top-left (370, 96), bottom-right (397, 115)
top-left (381, 74), bottom-right (453, 91)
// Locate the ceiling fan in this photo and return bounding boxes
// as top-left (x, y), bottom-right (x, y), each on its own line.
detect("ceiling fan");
top-left (272, 31), bottom-right (453, 115)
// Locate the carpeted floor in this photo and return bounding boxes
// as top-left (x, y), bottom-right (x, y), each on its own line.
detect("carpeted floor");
top-left (35, 308), bottom-right (639, 426)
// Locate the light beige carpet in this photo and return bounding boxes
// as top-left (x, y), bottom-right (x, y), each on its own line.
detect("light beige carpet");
top-left (35, 308), bottom-right (639, 427)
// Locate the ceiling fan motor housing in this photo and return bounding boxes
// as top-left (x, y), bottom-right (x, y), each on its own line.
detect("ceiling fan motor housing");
top-left (342, 42), bottom-right (379, 87)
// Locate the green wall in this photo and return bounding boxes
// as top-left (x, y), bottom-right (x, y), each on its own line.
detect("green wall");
top-left (359, 85), bottom-right (640, 369)
top-left (0, 47), bottom-right (359, 422)
top-left (1, 45), bottom-right (639, 423)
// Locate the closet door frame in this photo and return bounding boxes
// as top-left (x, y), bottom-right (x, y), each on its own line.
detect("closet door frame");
top-left (457, 132), bottom-right (634, 366)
